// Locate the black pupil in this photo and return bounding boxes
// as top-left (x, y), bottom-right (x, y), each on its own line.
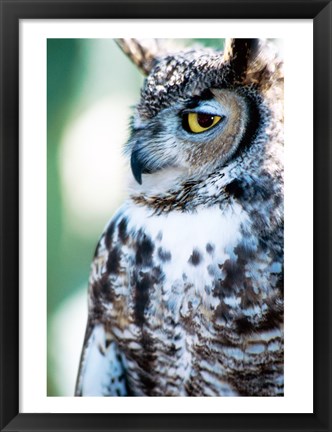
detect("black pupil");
top-left (197, 113), bottom-right (214, 128)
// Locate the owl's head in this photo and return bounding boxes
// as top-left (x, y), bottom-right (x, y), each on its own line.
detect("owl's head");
top-left (117, 39), bottom-right (283, 187)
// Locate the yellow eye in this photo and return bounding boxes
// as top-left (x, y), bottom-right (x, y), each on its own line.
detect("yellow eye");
top-left (184, 112), bottom-right (222, 133)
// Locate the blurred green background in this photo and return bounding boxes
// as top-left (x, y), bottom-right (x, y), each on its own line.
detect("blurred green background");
top-left (47, 38), bottom-right (223, 396)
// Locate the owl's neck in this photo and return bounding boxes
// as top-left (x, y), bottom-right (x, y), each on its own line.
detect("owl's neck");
top-left (128, 165), bottom-right (232, 214)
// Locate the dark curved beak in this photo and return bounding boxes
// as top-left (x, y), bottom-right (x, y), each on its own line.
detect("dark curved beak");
top-left (130, 150), bottom-right (143, 185)
top-left (130, 149), bottom-right (151, 185)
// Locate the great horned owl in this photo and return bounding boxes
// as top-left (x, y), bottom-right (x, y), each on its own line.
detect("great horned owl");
top-left (75, 38), bottom-right (284, 397)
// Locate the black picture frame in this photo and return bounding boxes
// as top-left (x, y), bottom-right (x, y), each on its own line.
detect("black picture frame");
top-left (1, 1), bottom-right (331, 431)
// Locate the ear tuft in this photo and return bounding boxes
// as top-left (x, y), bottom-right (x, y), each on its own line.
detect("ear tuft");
top-left (115, 39), bottom-right (164, 75)
top-left (223, 39), bottom-right (259, 80)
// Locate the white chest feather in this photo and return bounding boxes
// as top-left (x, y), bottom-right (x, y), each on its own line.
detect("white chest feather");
top-left (124, 200), bottom-right (247, 283)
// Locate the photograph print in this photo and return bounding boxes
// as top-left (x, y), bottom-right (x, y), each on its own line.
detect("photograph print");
top-left (47, 38), bottom-right (284, 397)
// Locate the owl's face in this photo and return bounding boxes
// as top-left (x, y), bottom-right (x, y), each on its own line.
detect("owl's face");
top-left (119, 40), bottom-right (282, 186)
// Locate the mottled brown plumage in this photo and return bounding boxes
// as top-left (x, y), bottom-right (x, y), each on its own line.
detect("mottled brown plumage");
top-left (75, 38), bottom-right (284, 397)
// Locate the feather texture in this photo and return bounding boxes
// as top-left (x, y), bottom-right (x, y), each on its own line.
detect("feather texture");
top-left (76, 38), bottom-right (284, 397)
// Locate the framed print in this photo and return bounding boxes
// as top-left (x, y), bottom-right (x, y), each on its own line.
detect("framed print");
top-left (0, 0), bottom-right (331, 431)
